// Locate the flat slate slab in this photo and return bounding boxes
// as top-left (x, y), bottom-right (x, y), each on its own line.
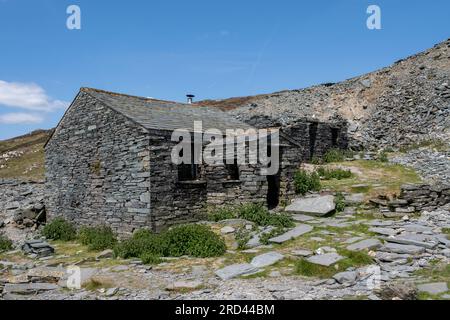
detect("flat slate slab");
top-left (250, 252), bottom-right (284, 268)
top-left (346, 239), bottom-right (381, 251)
top-left (417, 282), bottom-right (448, 295)
top-left (381, 243), bottom-right (425, 255)
top-left (291, 249), bottom-right (313, 257)
top-left (269, 224), bottom-right (313, 244)
top-left (292, 214), bottom-right (314, 222)
top-left (285, 195), bottom-right (335, 216)
top-left (306, 253), bottom-right (344, 267)
top-left (382, 234), bottom-right (438, 249)
top-left (368, 227), bottom-right (398, 236)
top-left (215, 263), bottom-right (258, 280)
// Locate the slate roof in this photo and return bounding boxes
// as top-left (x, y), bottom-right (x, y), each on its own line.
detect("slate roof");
top-left (82, 88), bottom-right (254, 133)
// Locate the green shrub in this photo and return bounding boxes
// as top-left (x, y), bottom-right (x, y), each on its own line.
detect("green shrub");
top-left (378, 151), bottom-right (388, 163)
top-left (113, 230), bottom-right (163, 259)
top-left (114, 224), bottom-right (226, 260)
top-left (235, 228), bottom-right (252, 250)
top-left (78, 226), bottom-right (117, 251)
top-left (323, 149), bottom-right (345, 163)
top-left (161, 224), bottom-right (226, 258)
top-left (317, 167), bottom-right (352, 180)
top-left (237, 203), bottom-right (294, 228)
top-left (207, 207), bottom-right (237, 222)
top-left (294, 170), bottom-right (321, 195)
top-left (140, 252), bottom-right (163, 265)
top-left (0, 235), bottom-right (13, 252)
top-left (42, 217), bottom-right (76, 241)
top-left (335, 192), bottom-right (346, 213)
top-left (310, 156), bottom-right (322, 165)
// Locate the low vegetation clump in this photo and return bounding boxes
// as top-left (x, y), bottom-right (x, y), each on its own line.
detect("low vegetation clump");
top-left (42, 217), bottom-right (77, 241)
top-left (237, 204), bottom-right (294, 228)
top-left (113, 229), bottom-right (164, 259)
top-left (377, 151), bottom-right (388, 163)
top-left (208, 203), bottom-right (294, 228)
top-left (78, 226), bottom-right (117, 251)
top-left (139, 252), bottom-right (163, 265)
top-left (323, 149), bottom-right (346, 163)
top-left (207, 207), bottom-right (236, 222)
top-left (114, 224), bottom-right (226, 263)
top-left (294, 170), bottom-right (321, 195)
top-left (317, 167), bottom-right (353, 180)
top-left (335, 192), bottom-right (346, 213)
top-left (0, 235), bottom-right (13, 252)
top-left (235, 228), bottom-right (252, 250)
top-left (160, 224), bottom-right (227, 257)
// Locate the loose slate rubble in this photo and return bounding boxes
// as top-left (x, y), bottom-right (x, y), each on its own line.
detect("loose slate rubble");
top-left (21, 240), bottom-right (54, 257)
top-left (306, 253), bottom-right (344, 267)
top-left (3, 282), bottom-right (59, 295)
top-left (269, 224), bottom-right (313, 244)
top-left (285, 195), bottom-right (335, 216)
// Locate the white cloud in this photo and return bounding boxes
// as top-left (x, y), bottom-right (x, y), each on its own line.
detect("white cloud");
top-left (0, 112), bottom-right (44, 124)
top-left (0, 80), bottom-right (69, 111)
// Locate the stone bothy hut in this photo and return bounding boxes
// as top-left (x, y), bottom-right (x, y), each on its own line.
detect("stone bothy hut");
top-left (45, 88), bottom-right (347, 235)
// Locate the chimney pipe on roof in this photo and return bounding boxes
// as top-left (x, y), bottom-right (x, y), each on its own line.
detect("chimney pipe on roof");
top-left (186, 94), bottom-right (195, 104)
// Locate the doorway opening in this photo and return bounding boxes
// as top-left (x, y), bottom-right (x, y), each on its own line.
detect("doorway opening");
top-left (267, 174), bottom-right (280, 209)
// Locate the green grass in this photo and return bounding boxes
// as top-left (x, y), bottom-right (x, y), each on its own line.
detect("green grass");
top-left (0, 129), bottom-right (51, 180)
top-left (399, 139), bottom-right (449, 153)
top-left (0, 235), bottom-right (13, 252)
top-left (320, 160), bottom-right (421, 198)
top-left (209, 203), bottom-right (294, 228)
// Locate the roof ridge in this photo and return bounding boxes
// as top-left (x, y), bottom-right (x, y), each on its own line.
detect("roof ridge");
top-left (80, 87), bottom-right (191, 106)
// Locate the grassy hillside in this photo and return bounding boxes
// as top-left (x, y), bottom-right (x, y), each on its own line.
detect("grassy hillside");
top-left (0, 129), bottom-right (53, 181)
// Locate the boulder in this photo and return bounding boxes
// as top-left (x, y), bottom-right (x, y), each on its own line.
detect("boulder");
top-left (96, 249), bottom-right (114, 260)
top-left (333, 271), bottom-right (358, 285)
top-left (22, 240), bottom-right (54, 257)
top-left (285, 195), bottom-right (335, 216)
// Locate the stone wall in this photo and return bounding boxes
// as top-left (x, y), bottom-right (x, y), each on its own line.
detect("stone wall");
top-left (147, 130), bottom-right (207, 232)
top-left (45, 92), bottom-right (151, 236)
top-left (399, 184), bottom-right (450, 212)
top-left (282, 120), bottom-right (348, 161)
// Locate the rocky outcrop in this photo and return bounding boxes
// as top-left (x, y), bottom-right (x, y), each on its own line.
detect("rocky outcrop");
top-left (198, 38), bottom-right (450, 150)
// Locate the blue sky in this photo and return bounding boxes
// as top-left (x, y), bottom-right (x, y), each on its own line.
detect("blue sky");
top-left (0, 0), bottom-right (449, 140)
